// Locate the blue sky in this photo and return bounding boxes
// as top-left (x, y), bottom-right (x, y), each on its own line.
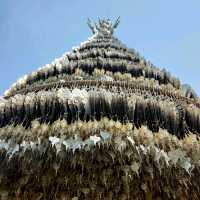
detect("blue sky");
top-left (0, 0), bottom-right (200, 96)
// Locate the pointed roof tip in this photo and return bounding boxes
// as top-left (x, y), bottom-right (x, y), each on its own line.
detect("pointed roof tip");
top-left (87, 17), bottom-right (121, 35)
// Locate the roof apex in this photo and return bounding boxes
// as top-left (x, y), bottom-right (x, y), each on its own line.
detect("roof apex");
top-left (87, 17), bottom-right (120, 35)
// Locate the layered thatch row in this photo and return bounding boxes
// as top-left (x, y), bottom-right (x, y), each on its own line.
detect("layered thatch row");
top-left (6, 68), bottom-right (182, 97)
top-left (0, 119), bottom-right (200, 199)
top-left (68, 48), bottom-right (139, 61)
top-left (5, 79), bottom-right (200, 109)
top-left (1, 88), bottom-right (200, 137)
top-left (5, 63), bottom-right (180, 98)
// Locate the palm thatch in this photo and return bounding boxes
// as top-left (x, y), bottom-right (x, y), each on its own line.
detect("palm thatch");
top-left (0, 18), bottom-right (199, 200)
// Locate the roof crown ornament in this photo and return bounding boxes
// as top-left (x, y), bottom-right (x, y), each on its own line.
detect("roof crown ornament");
top-left (87, 17), bottom-right (120, 35)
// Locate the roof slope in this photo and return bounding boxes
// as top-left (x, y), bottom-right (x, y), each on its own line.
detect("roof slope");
top-left (4, 18), bottom-right (182, 97)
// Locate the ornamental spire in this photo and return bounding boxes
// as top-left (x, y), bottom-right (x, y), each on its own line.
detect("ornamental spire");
top-left (87, 17), bottom-right (120, 35)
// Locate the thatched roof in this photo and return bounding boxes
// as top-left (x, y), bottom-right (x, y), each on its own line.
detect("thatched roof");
top-left (0, 18), bottom-right (200, 200)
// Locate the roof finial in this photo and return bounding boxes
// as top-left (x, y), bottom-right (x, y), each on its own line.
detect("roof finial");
top-left (113, 16), bottom-right (120, 29)
top-left (87, 18), bottom-right (96, 34)
top-left (87, 17), bottom-right (120, 35)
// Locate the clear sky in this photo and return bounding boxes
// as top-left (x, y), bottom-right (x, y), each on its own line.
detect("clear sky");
top-left (0, 0), bottom-right (199, 96)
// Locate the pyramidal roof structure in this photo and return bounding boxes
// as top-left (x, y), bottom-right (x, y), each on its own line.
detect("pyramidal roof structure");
top-left (0, 18), bottom-right (200, 199)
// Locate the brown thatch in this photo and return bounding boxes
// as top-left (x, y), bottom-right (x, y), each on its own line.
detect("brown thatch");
top-left (0, 18), bottom-right (199, 199)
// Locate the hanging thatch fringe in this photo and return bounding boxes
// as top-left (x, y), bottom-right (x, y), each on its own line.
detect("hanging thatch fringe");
top-left (0, 121), bottom-right (199, 199)
top-left (0, 88), bottom-right (198, 137)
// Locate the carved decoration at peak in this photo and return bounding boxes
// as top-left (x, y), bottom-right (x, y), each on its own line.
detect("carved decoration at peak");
top-left (87, 17), bottom-right (120, 35)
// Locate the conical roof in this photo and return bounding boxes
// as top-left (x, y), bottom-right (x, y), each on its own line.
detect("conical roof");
top-left (0, 18), bottom-right (200, 199)
top-left (4, 18), bottom-right (182, 97)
